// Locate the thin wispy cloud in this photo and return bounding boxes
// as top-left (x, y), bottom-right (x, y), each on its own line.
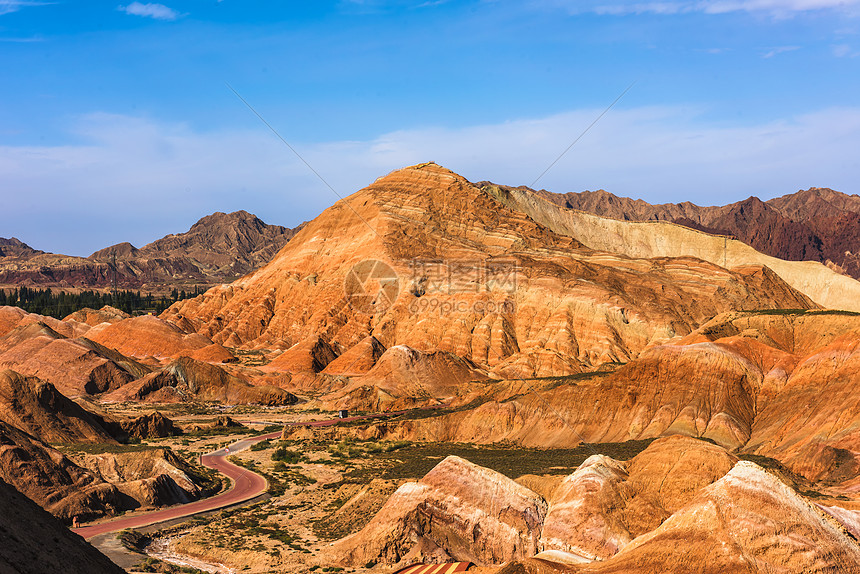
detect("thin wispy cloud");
top-left (833, 43), bottom-right (859, 56)
top-left (559, 0), bottom-right (860, 16)
top-left (118, 2), bottom-right (179, 21)
top-left (0, 35), bottom-right (44, 42)
top-left (0, 0), bottom-right (51, 16)
top-left (762, 45), bottom-right (799, 57)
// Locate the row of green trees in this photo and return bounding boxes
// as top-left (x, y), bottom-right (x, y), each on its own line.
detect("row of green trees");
top-left (0, 286), bottom-right (204, 318)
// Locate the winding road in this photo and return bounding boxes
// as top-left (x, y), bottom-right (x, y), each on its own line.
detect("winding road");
top-left (72, 409), bottom-right (415, 540)
top-left (73, 430), bottom-right (281, 540)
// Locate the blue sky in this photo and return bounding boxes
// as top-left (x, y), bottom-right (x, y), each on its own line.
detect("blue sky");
top-left (1, 0), bottom-right (859, 255)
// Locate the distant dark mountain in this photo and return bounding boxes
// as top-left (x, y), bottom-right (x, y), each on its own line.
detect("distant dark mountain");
top-left (489, 184), bottom-right (860, 279)
top-left (90, 210), bottom-right (302, 277)
top-left (0, 211), bottom-right (305, 294)
top-left (0, 237), bottom-right (43, 258)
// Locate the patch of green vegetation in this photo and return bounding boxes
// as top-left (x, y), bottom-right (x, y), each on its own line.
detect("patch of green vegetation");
top-left (229, 454), bottom-right (314, 496)
top-left (328, 439), bottom-right (410, 459)
top-left (229, 348), bottom-right (273, 367)
top-left (744, 308), bottom-right (809, 316)
top-left (320, 438), bottom-right (656, 486)
top-left (387, 399), bottom-right (488, 423)
top-left (184, 426), bottom-right (248, 438)
top-left (272, 446), bottom-right (304, 464)
top-left (807, 309), bottom-right (860, 316)
top-left (250, 439), bottom-right (272, 451)
top-left (381, 440), bottom-right (655, 480)
top-left (1, 286), bottom-right (201, 318)
top-left (211, 503), bottom-right (312, 553)
top-left (57, 442), bottom-right (158, 455)
top-left (744, 308), bottom-right (860, 317)
top-left (145, 403), bottom-right (218, 416)
top-left (185, 461), bottom-right (225, 497)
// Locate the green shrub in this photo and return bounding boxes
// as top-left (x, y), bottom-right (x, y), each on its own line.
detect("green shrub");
top-left (272, 447), bottom-right (302, 464)
top-left (250, 439), bottom-right (271, 452)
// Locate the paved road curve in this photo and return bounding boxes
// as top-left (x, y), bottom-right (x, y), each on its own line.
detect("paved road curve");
top-left (73, 431), bottom-right (281, 540)
top-left (72, 408), bottom-right (431, 540)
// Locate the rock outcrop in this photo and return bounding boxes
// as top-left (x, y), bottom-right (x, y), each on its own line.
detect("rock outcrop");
top-left (515, 184), bottom-right (860, 280)
top-left (0, 420), bottom-right (124, 521)
top-left (113, 411), bottom-right (181, 440)
top-left (334, 439), bottom-right (859, 573)
top-left (321, 346), bottom-right (488, 411)
top-left (312, 311), bottom-right (860, 494)
top-left (0, 370), bottom-right (116, 444)
top-left (73, 447), bottom-right (206, 509)
top-left (63, 305), bottom-right (130, 326)
top-left (574, 461), bottom-right (860, 573)
top-left (539, 455), bottom-right (631, 562)
top-left (104, 356), bottom-right (297, 405)
top-left (0, 237), bottom-right (42, 258)
top-left (538, 436), bottom-right (738, 563)
top-left (334, 455), bottom-right (547, 568)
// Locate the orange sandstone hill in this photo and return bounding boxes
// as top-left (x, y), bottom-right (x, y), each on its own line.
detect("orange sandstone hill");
top-left (0, 306), bottom-right (296, 405)
top-left (165, 163), bottom-right (814, 409)
top-left (331, 436), bottom-right (860, 573)
top-left (0, 369), bottom-right (116, 444)
top-left (300, 310), bottom-right (860, 492)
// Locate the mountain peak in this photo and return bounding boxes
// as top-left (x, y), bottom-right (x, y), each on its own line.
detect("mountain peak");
top-left (190, 210), bottom-right (263, 230)
top-left (0, 237), bottom-right (43, 258)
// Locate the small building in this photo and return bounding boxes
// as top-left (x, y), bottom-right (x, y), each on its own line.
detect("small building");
top-left (338, 409), bottom-right (349, 419)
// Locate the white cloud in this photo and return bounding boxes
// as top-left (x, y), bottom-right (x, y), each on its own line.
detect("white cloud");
top-left (118, 2), bottom-right (179, 21)
top-left (2, 106), bottom-right (860, 255)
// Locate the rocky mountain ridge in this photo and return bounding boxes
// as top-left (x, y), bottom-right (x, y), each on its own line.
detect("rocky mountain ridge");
top-left (165, 163), bottom-right (815, 388)
top-left (0, 210), bottom-right (304, 294)
top-left (504, 184), bottom-right (860, 278)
